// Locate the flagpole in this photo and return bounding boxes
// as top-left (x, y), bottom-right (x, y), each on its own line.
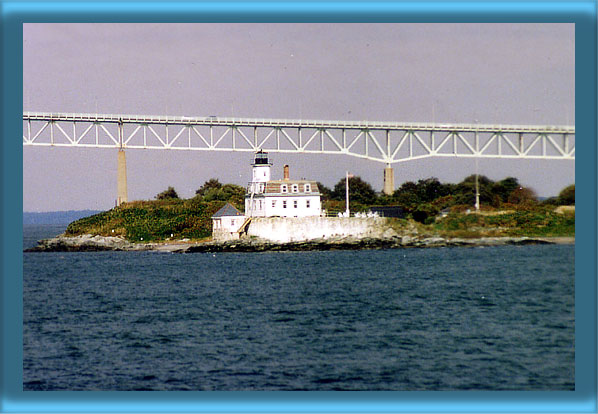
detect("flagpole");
top-left (345, 171), bottom-right (350, 216)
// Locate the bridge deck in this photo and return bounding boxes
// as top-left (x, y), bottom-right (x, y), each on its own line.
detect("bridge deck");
top-left (23, 112), bottom-right (574, 134)
top-left (23, 111), bottom-right (575, 164)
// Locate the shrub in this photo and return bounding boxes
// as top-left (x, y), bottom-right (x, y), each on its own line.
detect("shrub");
top-left (156, 186), bottom-right (180, 200)
top-left (558, 184), bottom-right (575, 205)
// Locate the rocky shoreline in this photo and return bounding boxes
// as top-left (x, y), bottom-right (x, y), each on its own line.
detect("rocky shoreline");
top-left (24, 233), bottom-right (574, 253)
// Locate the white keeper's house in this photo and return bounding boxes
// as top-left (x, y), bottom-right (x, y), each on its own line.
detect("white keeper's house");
top-left (211, 203), bottom-right (247, 241)
top-left (245, 151), bottom-right (322, 218)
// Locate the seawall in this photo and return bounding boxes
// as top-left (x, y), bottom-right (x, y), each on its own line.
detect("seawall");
top-left (246, 217), bottom-right (396, 243)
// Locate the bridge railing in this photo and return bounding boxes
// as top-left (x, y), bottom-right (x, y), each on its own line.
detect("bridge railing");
top-left (23, 111), bottom-right (575, 134)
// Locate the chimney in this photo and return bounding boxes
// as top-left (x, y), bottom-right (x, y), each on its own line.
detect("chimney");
top-left (283, 164), bottom-right (290, 181)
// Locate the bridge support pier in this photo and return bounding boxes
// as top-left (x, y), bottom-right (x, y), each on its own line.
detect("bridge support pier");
top-left (383, 165), bottom-right (394, 195)
top-left (117, 149), bottom-right (128, 206)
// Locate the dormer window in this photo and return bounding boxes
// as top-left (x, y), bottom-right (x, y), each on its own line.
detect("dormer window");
top-left (281, 184), bottom-right (288, 193)
top-left (304, 183), bottom-right (311, 192)
top-left (292, 184), bottom-right (299, 193)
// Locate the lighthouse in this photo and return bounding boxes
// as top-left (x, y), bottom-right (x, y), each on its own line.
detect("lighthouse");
top-left (245, 150), bottom-right (321, 218)
top-left (249, 150), bottom-right (272, 194)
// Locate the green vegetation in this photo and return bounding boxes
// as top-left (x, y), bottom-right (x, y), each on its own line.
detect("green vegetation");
top-left (66, 179), bottom-right (247, 242)
top-left (156, 186), bottom-right (180, 200)
top-left (65, 177), bottom-right (574, 243)
top-left (558, 184), bottom-right (575, 205)
top-left (195, 181), bottom-right (245, 205)
top-left (432, 207), bottom-right (575, 238)
top-left (65, 198), bottom-right (232, 242)
top-left (323, 175), bottom-right (574, 225)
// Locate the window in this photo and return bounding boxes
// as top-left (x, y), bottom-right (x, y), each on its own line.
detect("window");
top-left (306, 200), bottom-right (311, 208)
top-left (231, 220), bottom-right (235, 226)
top-left (281, 184), bottom-right (288, 193)
top-left (293, 200), bottom-right (298, 208)
top-left (304, 183), bottom-right (311, 192)
top-left (258, 200), bottom-right (262, 209)
top-left (292, 184), bottom-right (299, 193)
top-left (259, 183), bottom-right (264, 193)
top-left (283, 200), bottom-right (287, 208)
top-left (271, 200), bottom-right (276, 208)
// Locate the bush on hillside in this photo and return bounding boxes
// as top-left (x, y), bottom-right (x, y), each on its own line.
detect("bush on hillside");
top-left (156, 186), bottom-right (180, 200)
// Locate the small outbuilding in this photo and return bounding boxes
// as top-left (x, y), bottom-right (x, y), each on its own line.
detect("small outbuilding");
top-left (368, 206), bottom-right (405, 218)
top-left (211, 203), bottom-right (247, 241)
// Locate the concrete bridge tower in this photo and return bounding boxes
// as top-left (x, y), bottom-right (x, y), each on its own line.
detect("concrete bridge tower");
top-left (383, 164), bottom-right (394, 195)
top-left (116, 149), bottom-right (128, 206)
top-left (116, 120), bottom-right (128, 206)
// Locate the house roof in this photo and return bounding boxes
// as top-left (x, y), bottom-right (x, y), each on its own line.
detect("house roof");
top-left (264, 180), bottom-right (320, 195)
top-left (212, 203), bottom-right (244, 218)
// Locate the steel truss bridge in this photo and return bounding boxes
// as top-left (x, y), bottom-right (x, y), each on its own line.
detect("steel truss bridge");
top-left (23, 112), bottom-right (575, 164)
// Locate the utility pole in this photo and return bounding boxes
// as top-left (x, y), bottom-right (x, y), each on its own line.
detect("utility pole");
top-left (474, 157), bottom-right (480, 212)
top-left (474, 121), bottom-right (480, 212)
top-left (475, 173), bottom-right (480, 211)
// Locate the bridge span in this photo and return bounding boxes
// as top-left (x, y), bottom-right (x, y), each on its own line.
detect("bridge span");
top-left (23, 112), bottom-right (575, 203)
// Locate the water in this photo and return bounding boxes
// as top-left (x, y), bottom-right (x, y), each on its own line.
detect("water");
top-left (23, 225), bottom-right (575, 390)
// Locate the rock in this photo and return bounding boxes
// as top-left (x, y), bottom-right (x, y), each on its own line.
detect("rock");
top-left (25, 234), bottom-right (138, 252)
top-left (416, 237), bottom-right (447, 247)
top-left (399, 235), bottom-right (414, 245)
top-left (24, 232), bottom-right (563, 253)
top-left (381, 228), bottom-right (399, 239)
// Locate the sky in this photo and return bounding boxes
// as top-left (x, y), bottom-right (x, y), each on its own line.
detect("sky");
top-left (23, 23), bottom-right (575, 212)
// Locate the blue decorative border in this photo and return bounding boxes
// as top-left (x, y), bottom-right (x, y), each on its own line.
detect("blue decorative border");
top-left (2, 1), bottom-right (596, 413)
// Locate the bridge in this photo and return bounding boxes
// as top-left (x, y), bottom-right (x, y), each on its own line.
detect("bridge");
top-left (23, 111), bottom-right (575, 204)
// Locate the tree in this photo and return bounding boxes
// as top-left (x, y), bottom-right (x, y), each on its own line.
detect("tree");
top-left (416, 177), bottom-right (453, 202)
top-left (316, 182), bottom-right (333, 201)
top-left (491, 177), bottom-right (520, 202)
top-left (453, 175), bottom-right (495, 206)
top-left (393, 189), bottom-right (421, 210)
top-left (507, 186), bottom-right (537, 205)
top-left (201, 184), bottom-right (246, 206)
top-left (331, 176), bottom-right (377, 205)
top-left (156, 186), bottom-right (179, 200)
top-left (391, 178), bottom-right (453, 208)
top-left (196, 178), bottom-right (222, 196)
top-left (557, 184), bottom-right (575, 205)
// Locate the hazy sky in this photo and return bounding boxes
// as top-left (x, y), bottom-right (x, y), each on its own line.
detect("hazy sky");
top-left (23, 23), bottom-right (575, 211)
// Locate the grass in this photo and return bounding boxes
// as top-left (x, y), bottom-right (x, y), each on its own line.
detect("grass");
top-left (65, 198), bottom-right (237, 242)
top-left (431, 207), bottom-right (575, 238)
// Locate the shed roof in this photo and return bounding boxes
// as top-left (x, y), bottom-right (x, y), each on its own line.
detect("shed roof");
top-left (212, 203), bottom-right (244, 218)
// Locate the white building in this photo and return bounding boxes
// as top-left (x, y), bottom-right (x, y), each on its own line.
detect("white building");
top-left (245, 151), bottom-right (322, 218)
top-left (211, 203), bottom-right (248, 241)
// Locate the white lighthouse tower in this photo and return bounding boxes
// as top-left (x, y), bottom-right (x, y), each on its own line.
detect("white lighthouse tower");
top-left (246, 150), bottom-right (272, 215)
top-left (249, 150), bottom-right (271, 191)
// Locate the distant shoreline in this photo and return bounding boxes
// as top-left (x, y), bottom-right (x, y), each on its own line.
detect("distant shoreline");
top-left (23, 210), bottom-right (102, 225)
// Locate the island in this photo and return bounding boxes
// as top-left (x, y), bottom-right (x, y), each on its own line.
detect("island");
top-left (25, 197), bottom-right (575, 253)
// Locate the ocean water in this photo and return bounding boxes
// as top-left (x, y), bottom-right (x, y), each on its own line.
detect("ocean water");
top-left (23, 225), bottom-right (575, 390)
